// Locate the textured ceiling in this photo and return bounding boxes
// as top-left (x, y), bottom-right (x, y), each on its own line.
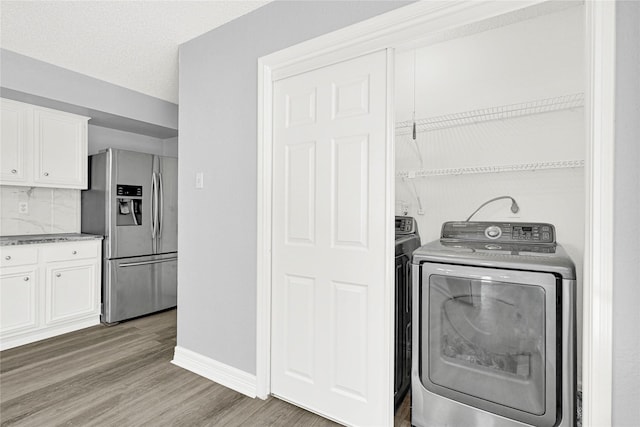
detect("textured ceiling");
top-left (0, 1), bottom-right (269, 104)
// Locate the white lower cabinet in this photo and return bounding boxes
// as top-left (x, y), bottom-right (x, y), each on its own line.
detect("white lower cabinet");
top-left (0, 267), bottom-right (38, 336)
top-left (0, 239), bottom-right (101, 350)
top-left (46, 261), bottom-right (98, 325)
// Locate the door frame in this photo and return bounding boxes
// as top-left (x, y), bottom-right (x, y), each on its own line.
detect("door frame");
top-left (256, 2), bottom-right (616, 426)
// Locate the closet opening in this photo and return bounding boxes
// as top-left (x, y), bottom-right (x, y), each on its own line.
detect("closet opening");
top-left (258, 1), bottom-right (614, 426)
top-left (393, 2), bottom-right (585, 425)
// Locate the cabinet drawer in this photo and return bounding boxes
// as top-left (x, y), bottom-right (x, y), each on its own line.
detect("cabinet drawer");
top-left (0, 246), bottom-right (38, 267)
top-left (42, 242), bottom-right (98, 263)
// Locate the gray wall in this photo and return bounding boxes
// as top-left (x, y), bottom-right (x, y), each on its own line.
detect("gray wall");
top-left (612, 2), bottom-right (640, 426)
top-left (1, 49), bottom-right (178, 138)
top-left (178, 4), bottom-right (640, 414)
top-left (88, 125), bottom-right (178, 158)
top-left (162, 137), bottom-right (179, 158)
top-left (178, 0), bottom-right (410, 374)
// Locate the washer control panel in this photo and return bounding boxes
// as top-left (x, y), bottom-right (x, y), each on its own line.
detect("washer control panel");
top-left (441, 221), bottom-right (555, 244)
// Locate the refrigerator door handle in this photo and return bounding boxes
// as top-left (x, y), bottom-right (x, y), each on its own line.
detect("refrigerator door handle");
top-left (119, 257), bottom-right (178, 268)
top-left (151, 172), bottom-right (157, 239)
top-left (158, 172), bottom-right (164, 238)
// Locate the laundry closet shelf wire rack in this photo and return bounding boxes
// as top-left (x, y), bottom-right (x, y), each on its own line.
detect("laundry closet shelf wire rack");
top-left (395, 92), bottom-right (585, 135)
top-left (396, 160), bottom-right (585, 179)
top-left (395, 92), bottom-right (585, 178)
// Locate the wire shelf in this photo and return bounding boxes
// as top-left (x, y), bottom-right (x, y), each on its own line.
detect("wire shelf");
top-left (396, 160), bottom-right (585, 179)
top-left (396, 92), bottom-right (585, 135)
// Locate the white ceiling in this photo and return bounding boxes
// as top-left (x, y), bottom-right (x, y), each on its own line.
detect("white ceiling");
top-left (0, 1), bottom-right (270, 104)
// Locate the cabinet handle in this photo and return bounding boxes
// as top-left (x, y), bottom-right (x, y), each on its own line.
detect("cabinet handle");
top-left (56, 273), bottom-right (62, 277)
top-left (5, 256), bottom-right (11, 260)
top-left (72, 250), bottom-right (77, 255)
top-left (11, 169), bottom-right (17, 174)
top-left (24, 277), bottom-right (29, 281)
top-left (44, 172), bottom-right (49, 176)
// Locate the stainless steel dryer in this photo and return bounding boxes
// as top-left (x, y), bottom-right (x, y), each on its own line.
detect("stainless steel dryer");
top-left (395, 216), bottom-right (420, 410)
top-left (411, 221), bottom-right (576, 427)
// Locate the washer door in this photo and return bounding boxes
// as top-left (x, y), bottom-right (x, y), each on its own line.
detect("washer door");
top-left (420, 263), bottom-right (559, 427)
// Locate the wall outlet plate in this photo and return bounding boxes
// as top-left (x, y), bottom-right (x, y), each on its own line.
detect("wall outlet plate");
top-left (400, 202), bottom-right (409, 215)
top-left (18, 201), bottom-right (28, 214)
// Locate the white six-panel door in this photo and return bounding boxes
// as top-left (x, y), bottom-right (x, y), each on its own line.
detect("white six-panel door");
top-left (271, 50), bottom-right (390, 426)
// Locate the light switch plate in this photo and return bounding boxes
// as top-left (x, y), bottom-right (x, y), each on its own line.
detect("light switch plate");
top-left (195, 172), bottom-right (204, 189)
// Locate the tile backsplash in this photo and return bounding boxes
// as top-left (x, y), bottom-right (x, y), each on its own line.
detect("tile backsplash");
top-left (0, 186), bottom-right (80, 236)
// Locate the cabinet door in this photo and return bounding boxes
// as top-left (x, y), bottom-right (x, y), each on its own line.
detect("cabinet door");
top-left (0, 268), bottom-right (38, 335)
top-left (45, 261), bottom-right (98, 325)
top-left (33, 108), bottom-right (88, 188)
top-left (0, 99), bottom-right (30, 184)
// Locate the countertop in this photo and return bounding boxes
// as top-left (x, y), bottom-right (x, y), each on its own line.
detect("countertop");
top-left (0, 233), bottom-right (103, 246)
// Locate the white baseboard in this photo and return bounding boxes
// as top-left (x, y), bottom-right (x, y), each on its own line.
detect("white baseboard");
top-left (171, 346), bottom-right (257, 398)
top-left (0, 315), bottom-right (100, 351)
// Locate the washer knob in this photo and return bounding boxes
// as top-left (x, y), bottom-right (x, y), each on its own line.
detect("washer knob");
top-left (485, 225), bottom-right (502, 240)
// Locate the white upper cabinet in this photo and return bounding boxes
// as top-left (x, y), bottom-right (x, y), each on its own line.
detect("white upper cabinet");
top-left (0, 98), bottom-right (31, 184)
top-left (33, 108), bottom-right (87, 187)
top-left (0, 98), bottom-right (89, 189)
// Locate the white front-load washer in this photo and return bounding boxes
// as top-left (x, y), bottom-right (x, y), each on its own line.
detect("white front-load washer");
top-left (411, 221), bottom-right (576, 427)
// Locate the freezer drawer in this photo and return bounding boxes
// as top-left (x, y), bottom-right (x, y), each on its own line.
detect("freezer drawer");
top-left (103, 253), bottom-right (177, 323)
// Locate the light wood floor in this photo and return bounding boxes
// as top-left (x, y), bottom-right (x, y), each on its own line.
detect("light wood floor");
top-left (1, 309), bottom-right (412, 426)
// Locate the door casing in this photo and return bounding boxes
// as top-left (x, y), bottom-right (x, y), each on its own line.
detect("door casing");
top-left (257, 2), bottom-right (616, 426)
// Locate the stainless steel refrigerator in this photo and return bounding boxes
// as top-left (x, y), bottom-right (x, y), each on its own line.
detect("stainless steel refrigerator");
top-left (81, 148), bottom-right (177, 324)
